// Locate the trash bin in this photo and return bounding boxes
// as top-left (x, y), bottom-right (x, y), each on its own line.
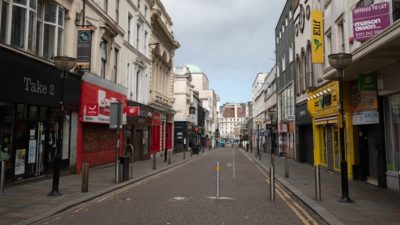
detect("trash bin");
top-left (119, 156), bottom-right (130, 182)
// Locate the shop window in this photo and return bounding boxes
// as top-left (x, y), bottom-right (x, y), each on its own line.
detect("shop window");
top-left (0, 1), bottom-right (9, 43)
top-left (386, 94), bottom-right (400, 171)
top-left (394, 0), bottom-right (400, 22)
top-left (28, 105), bottom-right (38, 120)
top-left (1, 0), bottom-right (64, 59)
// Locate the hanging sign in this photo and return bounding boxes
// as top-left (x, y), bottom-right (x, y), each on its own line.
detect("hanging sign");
top-left (311, 10), bottom-right (324, 64)
top-left (123, 106), bottom-right (140, 117)
top-left (77, 28), bottom-right (93, 71)
top-left (359, 73), bottom-right (378, 91)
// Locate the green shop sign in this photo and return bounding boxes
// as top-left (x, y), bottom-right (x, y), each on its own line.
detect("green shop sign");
top-left (359, 73), bottom-right (377, 91)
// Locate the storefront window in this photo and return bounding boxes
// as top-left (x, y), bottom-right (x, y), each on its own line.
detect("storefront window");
top-left (386, 94), bottom-right (400, 171)
top-left (0, 102), bottom-right (14, 179)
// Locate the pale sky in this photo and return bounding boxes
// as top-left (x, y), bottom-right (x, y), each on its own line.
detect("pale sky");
top-left (163, 0), bottom-right (286, 104)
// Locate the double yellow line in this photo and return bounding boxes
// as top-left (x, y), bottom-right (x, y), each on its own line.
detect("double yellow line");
top-left (242, 151), bottom-right (320, 225)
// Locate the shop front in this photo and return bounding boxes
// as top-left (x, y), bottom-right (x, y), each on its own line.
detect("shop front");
top-left (307, 81), bottom-right (355, 178)
top-left (0, 47), bottom-right (81, 182)
top-left (77, 75), bottom-right (127, 172)
top-left (349, 76), bottom-right (386, 187)
top-left (296, 102), bottom-right (313, 164)
top-left (126, 101), bottom-right (152, 161)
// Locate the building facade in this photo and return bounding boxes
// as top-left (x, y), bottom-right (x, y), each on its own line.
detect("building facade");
top-left (148, 0), bottom-right (179, 160)
top-left (319, 0), bottom-right (400, 190)
top-left (219, 103), bottom-right (247, 140)
top-left (276, 0), bottom-right (296, 159)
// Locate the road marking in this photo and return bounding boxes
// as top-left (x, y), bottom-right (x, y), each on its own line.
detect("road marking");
top-left (208, 196), bottom-right (235, 200)
top-left (51, 217), bottom-right (62, 222)
top-left (232, 148), bottom-right (236, 179)
top-left (240, 150), bottom-right (320, 225)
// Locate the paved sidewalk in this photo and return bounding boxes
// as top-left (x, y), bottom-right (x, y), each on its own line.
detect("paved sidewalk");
top-left (0, 151), bottom-right (198, 225)
top-left (242, 148), bottom-right (400, 225)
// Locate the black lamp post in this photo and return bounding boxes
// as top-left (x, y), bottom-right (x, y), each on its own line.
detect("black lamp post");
top-left (268, 109), bottom-right (276, 167)
top-left (328, 53), bottom-right (353, 203)
top-left (49, 56), bottom-right (77, 196)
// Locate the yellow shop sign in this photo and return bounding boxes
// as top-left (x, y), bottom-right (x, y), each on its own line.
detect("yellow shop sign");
top-left (311, 10), bottom-right (324, 64)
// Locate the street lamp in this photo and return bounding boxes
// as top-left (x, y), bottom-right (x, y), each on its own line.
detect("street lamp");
top-left (328, 53), bottom-right (353, 203)
top-left (49, 56), bottom-right (77, 196)
top-left (267, 109), bottom-right (276, 166)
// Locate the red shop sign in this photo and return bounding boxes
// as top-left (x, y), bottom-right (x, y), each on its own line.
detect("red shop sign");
top-left (124, 106), bottom-right (140, 117)
top-left (80, 82), bottom-right (127, 124)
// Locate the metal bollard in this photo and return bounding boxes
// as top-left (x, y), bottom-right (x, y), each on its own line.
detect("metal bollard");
top-left (270, 166), bottom-right (275, 201)
top-left (153, 153), bottom-right (156, 170)
top-left (315, 165), bottom-right (321, 201)
top-left (81, 163), bottom-right (89, 193)
top-left (168, 151), bottom-right (171, 165)
top-left (284, 155), bottom-right (289, 178)
top-left (216, 162), bottom-right (220, 199)
top-left (190, 147), bottom-right (193, 157)
top-left (183, 147), bottom-right (186, 160)
top-left (1, 161), bottom-right (5, 193)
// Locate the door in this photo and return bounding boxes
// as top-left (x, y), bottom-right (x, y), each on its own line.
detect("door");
top-left (142, 128), bottom-right (150, 160)
top-left (333, 127), bottom-right (341, 171)
top-left (359, 126), bottom-right (369, 181)
top-left (326, 125), bottom-right (334, 171)
top-left (134, 130), bottom-right (143, 161)
top-left (26, 122), bottom-right (46, 177)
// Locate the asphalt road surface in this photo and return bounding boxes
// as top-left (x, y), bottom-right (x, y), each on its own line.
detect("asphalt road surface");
top-left (35, 148), bottom-right (326, 225)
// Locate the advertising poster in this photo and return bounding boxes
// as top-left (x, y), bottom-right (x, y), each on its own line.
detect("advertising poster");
top-left (352, 2), bottom-right (391, 41)
top-left (28, 140), bottom-right (37, 164)
top-left (15, 149), bottom-right (26, 175)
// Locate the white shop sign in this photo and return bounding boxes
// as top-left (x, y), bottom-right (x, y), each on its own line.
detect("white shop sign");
top-left (352, 111), bottom-right (379, 125)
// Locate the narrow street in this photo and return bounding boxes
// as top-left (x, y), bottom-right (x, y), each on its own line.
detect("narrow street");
top-left (34, 149), bottom-right (325, 225)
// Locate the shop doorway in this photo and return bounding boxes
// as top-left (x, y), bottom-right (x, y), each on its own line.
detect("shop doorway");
top-left (325, 125), bottom-right (334, 171)
top-left (298, 125), bottom-right (314, 164)
top-left (358, 125), bottom-right (379, 185)
top-left (134, 129), bottom-right (150, 161)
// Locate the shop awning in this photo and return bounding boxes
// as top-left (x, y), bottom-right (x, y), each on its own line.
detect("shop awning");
top-left (323, 19), bottom-right (400, 81)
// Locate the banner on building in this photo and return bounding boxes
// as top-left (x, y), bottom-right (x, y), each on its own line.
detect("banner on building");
top-left (77, 28), bottom-right (93, 71)
top-left (311, 10), bottom-right (324, 64)
top-left (80, 82), bottom-right (127, 124)
top-left (352, 2), bottom-right (391, 42)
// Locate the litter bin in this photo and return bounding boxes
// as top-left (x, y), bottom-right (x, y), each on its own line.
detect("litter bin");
top-left (119, 156), bottom-right (130, 182)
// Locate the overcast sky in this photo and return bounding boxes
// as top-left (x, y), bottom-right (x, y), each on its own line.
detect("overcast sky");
top-left (163, 0), bottom-right (286, 104)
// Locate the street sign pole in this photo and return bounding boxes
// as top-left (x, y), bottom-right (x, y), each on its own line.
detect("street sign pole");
top-left (110, 102), bottom-right (122, 184)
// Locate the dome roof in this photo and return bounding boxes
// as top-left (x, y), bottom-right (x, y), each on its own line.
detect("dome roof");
top-left (185, 64), bottom-right (203, 74)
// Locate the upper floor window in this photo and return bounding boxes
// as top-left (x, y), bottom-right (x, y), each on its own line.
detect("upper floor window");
top-left (0, 0), bottom-right (65, 60)
top-left (100, 40), bottom-right (107, 78)
top-left (112, 48), bottom-right (118, 83)
top-left (136, 23), bottom-right (140, 49)
top-left (128, 13), bottom-right (132, 44)
top-left (394, 0), bottom-right (400, 22)
top-left (115, 0), bottom-right (119, 23)
top-left (356, 0), bottom-right (373, 7)
top-left (144, 30), bottom-right (148, 56)
top-left (337, 19), bottom-right (345, 53)
top-left (103, 0), bottom-right (108, 13)
top-left (144, 5), bottom-right (148, 18)
top-left (137, 0), bottom-right (140, 10)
